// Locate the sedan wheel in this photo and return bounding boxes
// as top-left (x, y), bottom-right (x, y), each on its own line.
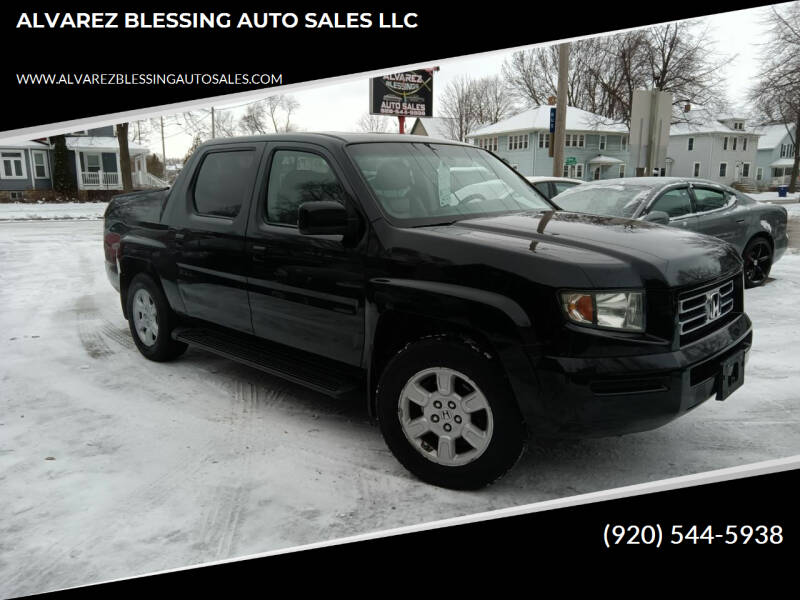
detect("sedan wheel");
top-left (743, 238), bottom-right (772, 288)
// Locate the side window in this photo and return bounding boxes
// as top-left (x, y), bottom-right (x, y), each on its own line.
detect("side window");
top-left (553, 181), bottom-right (577, 195)
top-left (693, 188), bottom-right (727, 212)
top-left (193, 150), bottom-right (257, 218)
top-left (649, 187), bottom-right (692, 218)
top-left (533, 182), bottom-right (550, 198)
top-left (266, 150), bottom-right (345, 226)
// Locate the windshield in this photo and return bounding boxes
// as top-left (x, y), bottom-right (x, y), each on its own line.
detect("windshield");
top-left (346, 142), bottom-right (552, 225)
top-left (551, 183), bottom-right (652, 219)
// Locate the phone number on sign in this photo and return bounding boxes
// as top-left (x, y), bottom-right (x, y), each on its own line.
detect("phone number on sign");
top-left (602, 524), bottom-right (784, 547)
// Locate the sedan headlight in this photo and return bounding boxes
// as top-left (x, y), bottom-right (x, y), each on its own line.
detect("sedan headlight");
top-left (560, 291), bottom-right (644, 332)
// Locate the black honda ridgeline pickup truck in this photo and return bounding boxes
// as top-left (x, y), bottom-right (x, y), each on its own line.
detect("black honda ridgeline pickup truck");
top-left (104, 133), bottom-right (752, 489)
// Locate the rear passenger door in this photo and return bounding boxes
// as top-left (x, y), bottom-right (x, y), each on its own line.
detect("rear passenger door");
top-left (689, 185), bottom-right (747, 250)
top-left (169, 143), bottom-right (264, 334)
top-left (645, 185), bottom-right (697, 231)
top-left (245, 144), bottom-right (366, 366)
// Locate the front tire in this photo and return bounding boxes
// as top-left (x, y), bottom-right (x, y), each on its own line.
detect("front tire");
top-left (376, 337), bottom-right (525, 490)
top-left (126, 273), bottom-right (187, 361)
top-left (743, 237), bottom-right (772, 288)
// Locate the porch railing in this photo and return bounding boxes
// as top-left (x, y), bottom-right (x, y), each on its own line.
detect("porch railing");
top-left (80, 171), bottom-right (120, 187)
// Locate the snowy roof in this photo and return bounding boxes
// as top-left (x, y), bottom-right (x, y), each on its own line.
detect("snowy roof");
top-left (467, 105), bottom-right (628, 138)
top-left (0, 140), bottom-right (51, 149)
top-left (65, 136), bottom-right (149, 154)
top-left (412, 117), bottom-right (457, 140)
top-left (670, 110), bottom-right (760, 136)
top-left (753, 123), bottom-right (796, 150)
top-left (588, 155), bottom-right (625, 165)
top-left (769, 157), bottom-right (796, 168)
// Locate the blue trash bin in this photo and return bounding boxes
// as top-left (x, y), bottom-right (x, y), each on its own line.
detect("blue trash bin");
top-left (778, 185), bottom-right (788, 198)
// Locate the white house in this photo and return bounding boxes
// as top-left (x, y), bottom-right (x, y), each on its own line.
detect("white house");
top-left (752, 123), bottom-right (797, 189)
top-left (666, 112), bottom-right (761, 187)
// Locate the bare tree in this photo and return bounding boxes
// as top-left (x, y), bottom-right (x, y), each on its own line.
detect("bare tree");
top-left (502, 20), bottom-right (729, 126)
top-left (178, 108), bottom-right (236, 139)
top-left (356, 113), bottom-right (392, 133)
top-left (472, 75), bottom-right (517, 125)
top-left (238, 95), bottom-right (300, 134)
top-left (439, 76), bottom-right (481, 141)
top-left (749, 2), bottom-right (800, 192)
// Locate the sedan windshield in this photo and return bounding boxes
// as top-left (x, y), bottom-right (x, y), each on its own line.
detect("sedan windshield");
top-left (346, 142), bottom-right (552, 225)
top-left (552, 183), bottom-right (652, 219)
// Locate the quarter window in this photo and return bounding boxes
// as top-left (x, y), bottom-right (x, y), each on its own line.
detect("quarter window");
top-left (192, 149), bottom-right (257, 218)
top-left (650, 188), bottom-right (692, 218)
top-left (266, 150), bottom-right (345, 226)
top-left (1, 151), bottom-right (25, 179)
top-left (693, 188), bottom-right (727, 212)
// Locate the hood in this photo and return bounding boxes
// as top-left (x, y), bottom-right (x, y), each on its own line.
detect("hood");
top-left (413, 211), bottom-right (743, 289)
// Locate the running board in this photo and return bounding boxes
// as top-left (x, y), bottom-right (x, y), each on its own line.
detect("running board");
top-left (172, 326), bottom-right (363, 398)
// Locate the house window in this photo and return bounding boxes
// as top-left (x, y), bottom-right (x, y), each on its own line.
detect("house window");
top-left (1, 151), bottom-right (26, 179)
top-left (563, 164), bottom-right (584, 179)
top-left (719, 162), bottom-right (727, 177)
top-left (743, 138), bottom-right (748, 151)
top-left (565, 134), bottom-right (585, 148)
top-left (621, 136), bottom-right (627, 151)
top-left (10, 191), bottom-right (24, 201)
top-left (723, 137), bottom-right (729, 150)
top-left (508, 134), bottom-right (528, 151)
top-left (576, 164), bottom-right (584, 178)
top-left (563, 164), bottom-right (569, 177)
top-left (734, 122), bottom-right (744, 130)
top-left (619, 165), bottom-right (625, 178)
top-left (756, 167), bottom-right (763, 181)
top-left (732, 137), bottom-right (737, 151)
top-left (687, 138), bottom-right (694, 151)
top-left (742, 163), bottom-right (751, 178)
top-left (538, 133), bottom-right (550, 148)
top-left (599, 135), bottom-right (607, 151)
top-left (32, 150), bottom-right (48, 179)
top-left (693, 162), bottom-right (701, 177)
top-left (780, 144), bottom-right (787, 158)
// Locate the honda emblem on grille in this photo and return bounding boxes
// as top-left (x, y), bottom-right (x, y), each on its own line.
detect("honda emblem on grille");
top-left (706, 291), bottom-right (722, 321)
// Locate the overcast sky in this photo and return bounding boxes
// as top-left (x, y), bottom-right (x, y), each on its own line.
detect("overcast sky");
top-left (149, 4), bottom-right (777, 159)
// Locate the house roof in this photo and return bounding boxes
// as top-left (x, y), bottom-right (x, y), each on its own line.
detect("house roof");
top-left (468, 105), bottom-right (628, 138)
top-left (0, 140), bottom-right (51, 149)
top-left (770, 157), bottom-right (796, 168)
top-left (66, 136), bottom-right (149, 154)
top-left (753, 123), bottom-right (796, 150)
top-left (670, 111), bottom-right (760, 136)
top-left (412, 117), bottom-right (457, 140)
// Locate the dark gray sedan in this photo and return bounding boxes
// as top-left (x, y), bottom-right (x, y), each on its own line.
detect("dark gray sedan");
top-left (551, 177), bottom-right (789, 288)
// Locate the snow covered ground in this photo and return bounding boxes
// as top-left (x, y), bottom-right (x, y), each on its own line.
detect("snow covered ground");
top-left (2, 221), bottom-right (800, 597)
top-left (0, 202), bottom-right (107, 222)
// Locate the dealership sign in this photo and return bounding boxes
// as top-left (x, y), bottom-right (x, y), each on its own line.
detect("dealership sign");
top-left (370, 69), bottom-right (433, 117)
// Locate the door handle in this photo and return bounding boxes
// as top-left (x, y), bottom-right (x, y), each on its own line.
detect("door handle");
top-left (251, 244), bottom-right (267, 252)
top-left (174, 232), bottom-right (185, 240)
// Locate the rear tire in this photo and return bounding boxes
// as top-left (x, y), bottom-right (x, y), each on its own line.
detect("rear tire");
top-left (376, 337), bottom-right (525, 490)
top-left (742, 237), bottom-right (772, 288)
top-left (126, 273), bottom-right (187, 361)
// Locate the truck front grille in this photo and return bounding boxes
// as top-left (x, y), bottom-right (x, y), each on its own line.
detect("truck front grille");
top-left (679, 280), bottom-right (734, 334)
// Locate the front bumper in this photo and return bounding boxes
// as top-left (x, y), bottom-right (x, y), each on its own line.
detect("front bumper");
top-left (525, 313), bottom-right (752, 437)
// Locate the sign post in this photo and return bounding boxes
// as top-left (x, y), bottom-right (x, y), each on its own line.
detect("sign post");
top-left (370, 68), bottom-right (435, 133)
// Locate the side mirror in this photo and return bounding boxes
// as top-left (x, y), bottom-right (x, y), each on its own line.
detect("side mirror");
top-left (298, 201), bottom-right (349, 236)
top-left (642, 210), bottom-right (670, 225)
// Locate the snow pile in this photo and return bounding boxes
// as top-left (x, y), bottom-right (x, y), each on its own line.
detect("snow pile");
top-left (0, 202), bottom-right (107, 221)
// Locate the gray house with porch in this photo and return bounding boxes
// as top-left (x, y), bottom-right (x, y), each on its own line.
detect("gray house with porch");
top-left (0, 126), bottom-right (164, 200)
top-left (752, 123), bottom-right (797, 190)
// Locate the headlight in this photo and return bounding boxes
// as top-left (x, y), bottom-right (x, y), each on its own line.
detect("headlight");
top-left (560, 291), bottom-right (644, 332)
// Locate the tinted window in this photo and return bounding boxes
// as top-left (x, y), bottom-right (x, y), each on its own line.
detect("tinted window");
top-left (650, 187), bottom-right (692, 218)
top-left (193, 150), bottom-right (257, 218)
top-left (693, 188), bottom-right (727, 212)
top-left (533, 182), bottom-right (551, 198)
top-left (267, 150), bottom-right (345, 226)
top-left (553, 181), bottom-right (578, 195)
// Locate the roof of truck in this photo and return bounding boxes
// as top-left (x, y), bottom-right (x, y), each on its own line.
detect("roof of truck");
top-left (200, 132), bottom-right (473, 146)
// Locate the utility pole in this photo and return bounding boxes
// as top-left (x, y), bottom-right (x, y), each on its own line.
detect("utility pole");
top-left (552, 43), bottom-right (569, 177)
top-left (211, 107), bottom-right (216, 139)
